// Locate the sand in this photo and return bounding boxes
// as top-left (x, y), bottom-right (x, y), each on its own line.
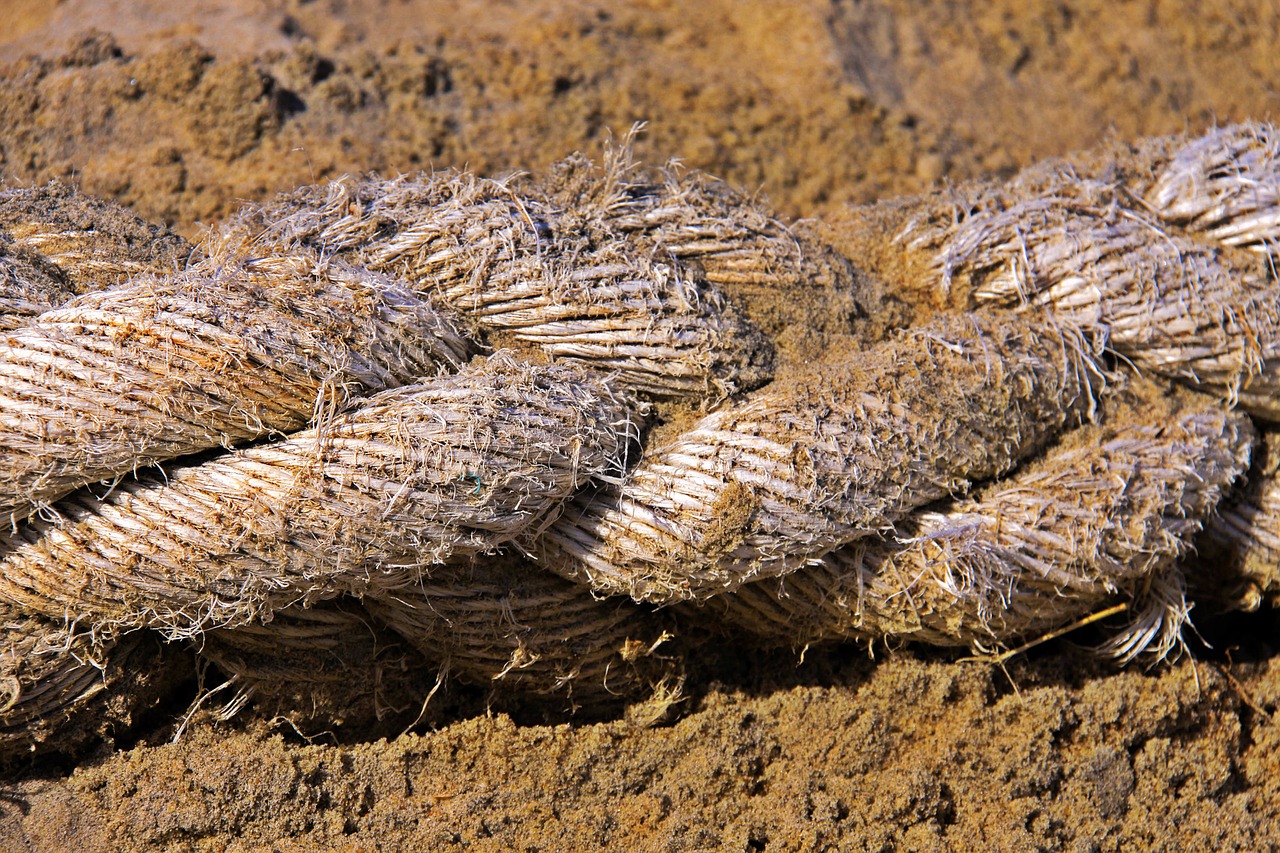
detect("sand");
top-left (1, 1), bottom-right (1278, 850)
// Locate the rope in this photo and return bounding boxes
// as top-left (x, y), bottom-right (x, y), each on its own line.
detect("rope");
top-left (0, 122), bottom-right (1278, 759)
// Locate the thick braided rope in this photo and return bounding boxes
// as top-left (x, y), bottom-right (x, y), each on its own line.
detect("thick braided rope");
top-left (364, 552), bottom-right (677, 710)
top-left (0, 252), bottom-right (472, 527)
top-left (218, 145), bottom-right (789, 400)
top-left (0, 180), bottom-right (192, 296)
top-left (0, 158), bottom-right (810, 737)
top-left (0, 353), bottom-right (640, 639)
top-left (913, 178), bottom-right (1280, 420)
top-left (539, 309), bottom-right (1101, 603)
top-left (718, 388), bottom-right (1253, 660)
top-left (713, 123), bottom-right (1278, 656)
top-left (3, 124), bottom-right (1280, 754)
top-left (0, 240), bottom-right (79, 332)
top-left (0, 147), bottom-right (798, 529)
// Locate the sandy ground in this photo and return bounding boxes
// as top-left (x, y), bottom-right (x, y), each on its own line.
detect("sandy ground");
top-left (1, 1), bottom-right (1279, 850)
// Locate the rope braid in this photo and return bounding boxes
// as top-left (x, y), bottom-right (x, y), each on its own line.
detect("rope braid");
top-left (539, 310), bottom-right (1101, 602)
top-left (0, 123), bottom-right (1277, 759)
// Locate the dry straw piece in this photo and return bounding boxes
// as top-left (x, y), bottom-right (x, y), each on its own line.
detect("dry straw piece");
top-left (540, 309), bottom-right (1102, 603)
top-left (0, 353), bottom-right (640, 638)
top-left (220, 144), bottom-right (777, 401)
top-left (0, 251), bottom-right (472, 526)
top-left (199, 601), bottom-right (436, 730)
top-left (924, 184), bottom-right (1280, 421)
top-left (0, 603), bottom-right (183, 761)
top-left (365, 553), bottom-right (679, 712)
top-left (718, 387), bottom-right (1253, 661)
top-left (1146, 121), bottom-right (1280, 252)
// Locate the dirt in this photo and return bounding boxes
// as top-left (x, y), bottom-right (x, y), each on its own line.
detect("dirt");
top-left (1, 1), bottom-right (1279, 850)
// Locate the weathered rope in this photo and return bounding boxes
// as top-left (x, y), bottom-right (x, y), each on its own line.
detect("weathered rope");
top-left (0, 180), bottom-right (192, 293)
top-left (217, 144), bottom-right (790, 400)
top-left (717, 386), bottom-right (1252, 660)
top-left (0, 181), bottom-right (192, 328)
top-left (0, 239), bottom-right (74, 332)
top-left (539, 309), bottom-right (1101, 602)
top-left (1, 123), bottom-right (1279, 757)
top-left (1146, 121), bottom-right (1280, 253)
top-left (0, 602), bottom-right (183, 760)
top-left (364, 553), bottom-right (678, 711)
top-left (199, 601), bottom-right (436, 729)
top-left (0, 353), bottom-right (639, 638)
top-left (911, 178), bottom-right (1280, 420)
top-left (1137, 123), bottom-right (1280, 609)
top-left (0, 252), bottom-right (472, 527)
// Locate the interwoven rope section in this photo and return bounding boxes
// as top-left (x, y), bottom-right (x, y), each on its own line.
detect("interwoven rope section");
top-left (1, 123), bottom-right (1279, 758)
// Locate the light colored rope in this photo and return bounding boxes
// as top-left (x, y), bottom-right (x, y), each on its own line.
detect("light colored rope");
top-left (0, 251), bottom-right (472, 527)
top-left (718, 387), bottom-right (1252, 660)
top-left (539, 309), bottom-right (1102, 602)
top-left (1, 123), bottom-right (1278, 757)
top-left (0, 353), bottom-right (640, 639)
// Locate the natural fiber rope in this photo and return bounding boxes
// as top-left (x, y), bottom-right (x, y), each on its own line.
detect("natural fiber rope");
top-left (539, 309), bottom-right (1102, 602)
top-left (199, 600), bottom-right (436, 729)
top-left (216, 142), bottom-right (788, 400)
top-left (717, 386), bottom-right (1253, 661)
top-left (0, 179), bottom-right (192, 293)
top-left (0, 602), bottom-right (183, 759)
top-left (1146, 121), bottom-right (1280, 253)
top-left (910, 177), bottom-right (1280, 420)
top-left (1, 123), bottom-right (1278, 756)
top-left (364, 552), bottom-right (678, 711)
top-left (1138, 122), bottom-right (1280, 609)
top-left (0, 251), bottom-right (473, 527)
top-left (0, 239), bottom-right (76, 333)
top-left (0, 352), bottom-right (640, 639)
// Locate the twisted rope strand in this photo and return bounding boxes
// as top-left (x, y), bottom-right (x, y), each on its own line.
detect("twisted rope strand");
top-left (0, 252), bottom-right (473, 527)
top-left (0, 353), bottom-right (640, 638)
top-left (540, 310), bottom-right (1102, 602)
top-left (719, 388), bottom-right (1252, 660)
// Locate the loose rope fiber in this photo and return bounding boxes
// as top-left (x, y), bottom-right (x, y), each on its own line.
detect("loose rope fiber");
top-left (0, 353), bottom-right (640, 638)
top-left (539, 309), bottom-right (1101, 603)
top-left (717, 386), bottom-right (1253, 661)
top-left (2, 123), bottom-right (1279, 758)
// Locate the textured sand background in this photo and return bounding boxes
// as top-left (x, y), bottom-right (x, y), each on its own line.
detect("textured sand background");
top-left (1, 1), bottom-right (1279, 850)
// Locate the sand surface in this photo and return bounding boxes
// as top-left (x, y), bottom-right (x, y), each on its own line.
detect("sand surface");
top-left (1, 1), bottom-right (1278, 850)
